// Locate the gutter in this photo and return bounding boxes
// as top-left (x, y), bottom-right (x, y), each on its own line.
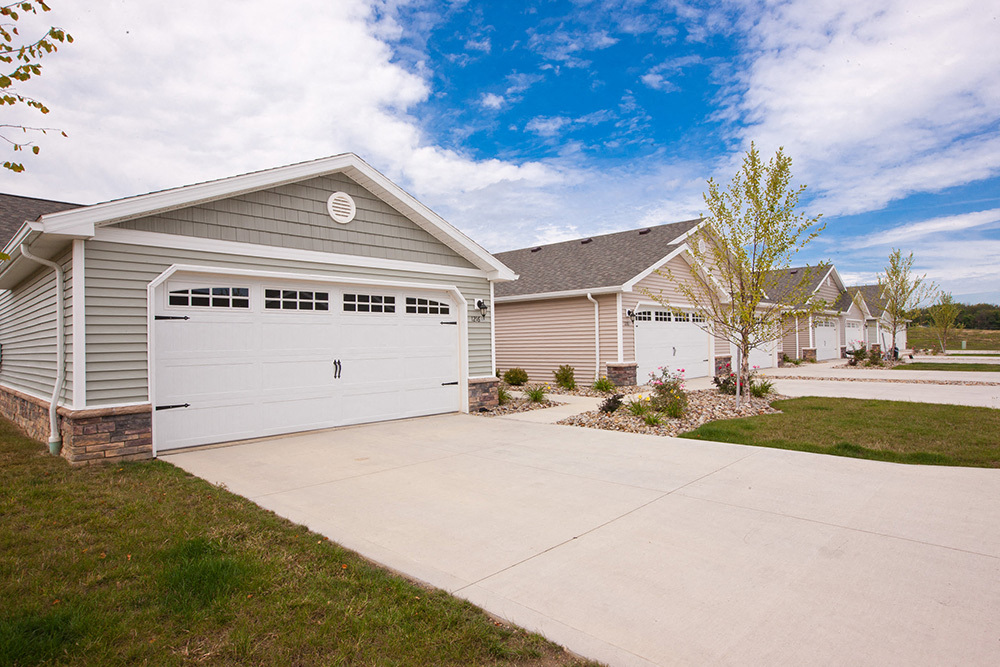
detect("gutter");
top-left (19, 243), bottom-right (66, 455)
top-left (587, 293), bottom-right (600, 380)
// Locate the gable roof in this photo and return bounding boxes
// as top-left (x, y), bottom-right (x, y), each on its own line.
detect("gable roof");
top-left (852, 284), bottom-right (887, 316)
top-left (762, 264), bottom-right (833, 306)
top-left (0, 193), bottom-right (79, 247)
top-left (494, 218), bottom-right (704, 298)
top-left (2, 153), bottom-right (515, 282)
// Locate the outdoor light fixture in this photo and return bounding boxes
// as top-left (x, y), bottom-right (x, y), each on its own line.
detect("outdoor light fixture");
top-left (476, 299), bottom-right (489, 317)
top-left (627, 309), bottom-right (636, 322)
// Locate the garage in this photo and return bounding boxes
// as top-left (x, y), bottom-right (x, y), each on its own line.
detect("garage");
top-left (634, 308), bottom-right (711, 380)
top-left (845, 319), bottom-right (863, 350)
top-left (152, 272), bottom-right (462, 451)
top-left (731, 338), bottom-right (777, 369)
top-left (814, 317), bottom-right (839, 360)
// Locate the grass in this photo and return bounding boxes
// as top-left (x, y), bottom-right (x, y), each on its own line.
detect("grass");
top-left (896, 362), bottom-right (1000, 372)
top-left (0, 419), bottom-right (598, 667)
top-left (907, 327), bottom-right (1000, 351)
top-left (681, 397), bottom-right (1000, 467)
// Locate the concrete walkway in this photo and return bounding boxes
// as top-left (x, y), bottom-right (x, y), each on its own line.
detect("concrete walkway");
top-left (164, 414), bottom-right (1000, 667)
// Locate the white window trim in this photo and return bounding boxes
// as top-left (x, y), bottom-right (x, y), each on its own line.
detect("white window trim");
top-left (71, 239), bottom-right (86, 409)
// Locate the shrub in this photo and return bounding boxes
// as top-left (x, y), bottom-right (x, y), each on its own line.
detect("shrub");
top-left (749, 377), bottom-right (775, 398)
top-left (497, 384), bottom-right (511, 405)
top-left (553, 365), bottom-right (576, 390)
top-left (643, 412), bottom-right (662, 426)
top-left (847, 346), bottom-right (867, 366)
top-left (523, 384), bottom-right (547, 403)
top-left (598, 394), bottom-right (623, 413)
top-left (592, 376), bottom-right (616, 393)
top-left (866, 348), bottom-right (883, 367)
top-left (625, 396), bottom-right (650, 416)
top-left (502, 367), bottom-right (529, 386)
top-left (649, 367), bottom-right (687, 418)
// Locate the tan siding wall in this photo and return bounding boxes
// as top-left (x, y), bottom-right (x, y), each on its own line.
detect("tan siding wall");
top-left (0, 248), bottom-right (74, 404)
top-left (116, 173), bottom-right (476, 269)
top-left (840, 302), bottom-right (865, 347)
top-left (84, 240), bottom-right (490, 406)
top-left (494, 297), bottom-right (598, 384)
top-left (597, 294), bottom-right (620, 379)
top-left (814, 276), bottom-right (841, 308)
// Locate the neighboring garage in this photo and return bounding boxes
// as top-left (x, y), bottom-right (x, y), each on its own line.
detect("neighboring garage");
top-left (814, 317), bottom-right (840, 360)
top-left (0, 154), bottom-right (515, 463)
top-left (634, 307), bottom-right (711, 379)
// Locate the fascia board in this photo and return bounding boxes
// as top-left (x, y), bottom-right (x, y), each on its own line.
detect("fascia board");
top-left (677, 246), bottom-right (732, 304)
top-left (494, 285), bottom-right (621, 303)
top-left (667, 218), bottom-right (706, 245)
top-left (33, 152), bottom-right (516, 281)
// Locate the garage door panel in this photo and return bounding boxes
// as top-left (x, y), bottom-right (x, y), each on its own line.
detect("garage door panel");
top-left (153, 278), bottom-right (461, 451)
top-left (635, 310), bottom-right (711, 380)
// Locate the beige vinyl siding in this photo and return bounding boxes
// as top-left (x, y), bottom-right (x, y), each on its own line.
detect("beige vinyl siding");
top-left (115, 173), bottom-right (476, 270)
top-left (84, 240), bottom-right (490, 406)
top-left (597, 294), bottom-right (619, 379)
top-left (840, 303), bottom-right (865, 347)
top-left (494, 296), bottom-right (598, 384)
top-left (0, 248), bottom-right (74, 405)
top-left (814, 275), bottom-right (841, 308)
top-left (781, 316), bottom-right (806, 358)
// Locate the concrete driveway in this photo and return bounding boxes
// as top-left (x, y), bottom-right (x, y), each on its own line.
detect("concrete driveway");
top-left (163, 414), bottom-right (1000, 666)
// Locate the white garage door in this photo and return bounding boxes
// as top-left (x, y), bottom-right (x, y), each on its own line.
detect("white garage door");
top-left (845, 320), bottom-right (864, 350)
top-left (634, 309), bottom-right (711, 382)
top-left (152, 276), bottom-right (461, 451)
top-left (814, 317), bottom-right (839, 360)
top-left (731, 338), bottom-right (777, 369)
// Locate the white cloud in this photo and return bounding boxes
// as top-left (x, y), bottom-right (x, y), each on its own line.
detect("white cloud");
top-left (526, 28), bottom-right (618, 68)
top-left (479, 93), bottom-right (505, 109)
top-left (640, 73), bottom-right (677, 92)
top-left (732, 0), bottom-right (1000, 216)
top-left (852, 208), bottom-right (1000, 249)
top-left (464, 37), bottom-right (491, 53)
top-left (525, 116), bottom-right (571, 137)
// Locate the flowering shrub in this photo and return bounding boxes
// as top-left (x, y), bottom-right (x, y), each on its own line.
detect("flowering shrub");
top-left (625, 395), bottom-right (651, 416)
top-left (847, 345), bottom-right (868, 366)
top-left (714, 363), bottom-right (773, 397)
top-left (648, 367), bottom-right (687, 418)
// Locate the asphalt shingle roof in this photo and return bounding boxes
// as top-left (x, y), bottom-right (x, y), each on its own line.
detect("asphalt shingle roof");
top-left (493, 219), bottom-right (703, 298)
top-left (852, 284), bottom-right (887, 315)
top-left (0, 193), bottom-right (79, 247)
top-left (761, 265), bottom-right (831, 306)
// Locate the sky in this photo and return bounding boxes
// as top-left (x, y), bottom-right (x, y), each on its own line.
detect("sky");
top-left (4, 0), bottom-right (1000, 304)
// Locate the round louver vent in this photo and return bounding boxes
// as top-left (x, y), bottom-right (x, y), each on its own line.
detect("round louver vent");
top-left (326, 191), bottom-right (356, 224)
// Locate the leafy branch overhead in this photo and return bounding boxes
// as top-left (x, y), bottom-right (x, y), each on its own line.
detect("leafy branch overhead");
top-left (1, 1), bottom-right (72, 172)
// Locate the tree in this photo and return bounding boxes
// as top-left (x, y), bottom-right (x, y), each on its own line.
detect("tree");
top-left (928, 291), bottom-right (962, 353)
top-left (1, 1), bottom-right (72, 173)
top-left (878, 249), bottom-right (935, 354)
top-left (645, 142), bottom-right (826, 403)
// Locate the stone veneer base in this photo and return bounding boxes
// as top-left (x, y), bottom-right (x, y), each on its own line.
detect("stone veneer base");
top-left (0, 385), bottom-right (152, 466)
top-left (468, 377), bottom-right (500, 412)
top-left (605, 363), bottom-right (637, 387)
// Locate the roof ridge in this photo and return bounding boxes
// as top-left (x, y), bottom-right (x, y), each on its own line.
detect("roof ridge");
top-left (495, 218), bottom-right (702, 255)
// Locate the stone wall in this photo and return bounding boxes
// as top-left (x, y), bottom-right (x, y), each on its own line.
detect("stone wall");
top-left (801, 348), bottom-right (817, 362)
top-left (714, 355), bottom-right (732, 377)
top-left (0, 385), bottom-right (152, 465)
top-left (468, 377), bottom-right (499, 412)
top-left (606, 362), bottom-right (637, 387)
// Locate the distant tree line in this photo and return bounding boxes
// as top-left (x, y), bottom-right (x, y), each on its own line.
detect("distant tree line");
top-left (911, 303), bottom-right (1000, 330)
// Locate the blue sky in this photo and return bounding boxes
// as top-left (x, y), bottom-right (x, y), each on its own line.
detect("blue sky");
top-left (6, 0), bottom-right (1000, 303)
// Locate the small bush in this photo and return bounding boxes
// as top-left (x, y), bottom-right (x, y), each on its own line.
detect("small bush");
top-left (502, 367), bottom-right (529, 386)
top-left (643, 412), bottom-right (662, 426)
top-left (553, 365), bottom-right (576, 390)
top-left (592, 376), bottom-right (616, 393)
top-left (523, 384), bottom-right (547, 403)
top-left (497, 384), bottom-right (511, 405)
top-left (599, 394), bottom-right (623, 413)
top-left (625, 397), bottom-right (650, 416)
top-left (866, 348), bottom-right (883, 367)
top-left (649, 367), bottom-right (687, 418)
top-left (749, 377), bottom-right (774, 398)
top-left (847, 346), bottom-right (867, 366)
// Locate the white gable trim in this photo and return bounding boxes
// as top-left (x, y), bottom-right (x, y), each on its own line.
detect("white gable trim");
top-left (622, 245), bottom-right (688, 292)
top-left (29, 153), bottom-right (516, 281)
top-left (667, 218), bottom-right (706, 245)
top-left (93, 227), bottom-right (491, 280)
top-left (494, 285), bottom-right (621, 303)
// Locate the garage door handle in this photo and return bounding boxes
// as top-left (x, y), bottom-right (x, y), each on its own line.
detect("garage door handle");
top-left (156, 403), bottom-right (190, 411)
top-left (441, 381), bottom-right (458, 385)
top-left (333, 359), bottom-right (341, 379)
top-left (672, 346), bottom-right (676, 356)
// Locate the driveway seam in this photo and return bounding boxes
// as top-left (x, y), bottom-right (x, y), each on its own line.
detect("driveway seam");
top-left (454, 449), bottom-right (758, 593)
top-left (673, 493), bottom-right (1000, 560)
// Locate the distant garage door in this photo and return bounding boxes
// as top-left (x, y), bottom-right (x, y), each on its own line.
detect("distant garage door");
top-left (731, 338), bottom-right (777, 369)
top-left (814, 317), bottom-right (840, 360)
top-left (152, 275), bottom-right (461, 452)
top-left (635, 309), bottom-right (711, 381)
top-left (845, 320), bottom-right (864, 350)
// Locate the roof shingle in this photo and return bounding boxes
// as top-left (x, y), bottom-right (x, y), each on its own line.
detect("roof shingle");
top-left (0, 193), bottom-right (79, 247)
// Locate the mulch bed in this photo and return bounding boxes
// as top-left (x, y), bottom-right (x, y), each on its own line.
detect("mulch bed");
top-left (543, 384), bottom-right (646, 397)
top-left (474, 397), bottom-right (565, 417)
top-left (557, 389), bottom-right (786, 437)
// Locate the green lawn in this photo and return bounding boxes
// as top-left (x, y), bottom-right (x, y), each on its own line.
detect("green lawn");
top-left (907, 327), bottom-right (1000, 350)
top-left (897, 362), bottom-right (1000, 372)
top-left (0, 419), bottom-right (597, 667)
top-left (681, 397), bottom-right (1000, 467)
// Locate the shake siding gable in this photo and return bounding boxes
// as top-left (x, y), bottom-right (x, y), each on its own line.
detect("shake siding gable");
top-left (0, 249), bottom-right (74, 404)
top-left (494, 297), bottom-right (597, 384)
top-left (813, 276), bottom-right (841, 309)
top-left (83, 240), bottom-right (491, 406)
top-left (114, 173), bottom-right (476, 270)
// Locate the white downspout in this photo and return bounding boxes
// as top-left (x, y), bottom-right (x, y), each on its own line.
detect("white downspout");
top-left (20, 243), bottom-right (66, 455)
top-left (587, 293), bottom-right (600, 380)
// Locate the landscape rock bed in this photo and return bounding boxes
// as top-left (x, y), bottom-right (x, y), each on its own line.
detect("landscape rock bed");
top-left (544, 384), bottom-right (647, 398)
top-left (781, 375), bottom-right (1000, 387)
top-left (474, 398), bottom-right (565, 417)
top-left (557, 389), bottom-right (786, 437)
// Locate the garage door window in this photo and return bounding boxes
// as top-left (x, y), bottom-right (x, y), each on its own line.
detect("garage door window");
top-left (405, 297), bottom-right (449, 315)
top-left (635, 311), bottom-right (651, 321)
top-left (168, 287), bottom-right (250, 309)
top-left (265, 289), bottom-right (330, 311)
top-left (343, 293), bottom-right (395, 313)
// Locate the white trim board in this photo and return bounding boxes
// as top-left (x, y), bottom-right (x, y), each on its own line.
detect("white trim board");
top-left (71, 239), bottom-right (86, 409)
top-left (494, 285), bottom-right (622, 303)
top-left (94, 227), bottom-right (490, 280)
